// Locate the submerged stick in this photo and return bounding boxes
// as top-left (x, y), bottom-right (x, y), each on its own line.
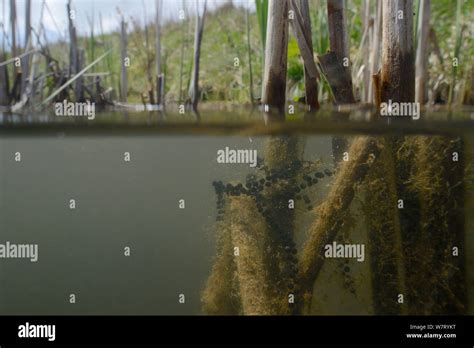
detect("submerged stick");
top-left (201, 214), bottom-right (240, 315)
top-left (296, 136), bottom-right (382, 313)
top-left (203, 135), bottom-right (302, 316)
top-left (364, 138), bottom-right (407, 314)
top-left (407, 136), bottom-right (466, 314)
top-left (261, 135), bottom-right (303, 315)
top-left (227, 195), bottom-right (276, 315)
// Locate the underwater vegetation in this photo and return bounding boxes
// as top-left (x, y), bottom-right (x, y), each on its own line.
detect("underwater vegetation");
top-left (202, 134), bottom-right (467, 315)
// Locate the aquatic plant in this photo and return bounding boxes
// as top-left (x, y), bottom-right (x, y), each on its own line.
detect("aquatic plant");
top-left (255, 0), bottom-right (268, 54)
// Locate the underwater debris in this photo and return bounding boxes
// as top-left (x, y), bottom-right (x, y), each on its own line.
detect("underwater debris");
top-left (404, 136), bottom-right (466, 314)
top-left (226, 194), bottom-right (277, 315)
top-left (205, 133), bottom-right (467, 316)
top-left (202, 135), bottom-right (448, 315)
top-left (204, 134), bottom-right (339, 315)
top-left (296, 136), bottom-right (382, 313)
top-left (202, 195), bottom-right (241, 315)
top-left (364, 137), bottom-right (407, 315)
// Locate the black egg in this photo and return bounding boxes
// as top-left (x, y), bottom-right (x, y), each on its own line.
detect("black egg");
top-left (315, 172), bottom-right (324, 179)
top-left (324, 169), bottom-right (333, 176)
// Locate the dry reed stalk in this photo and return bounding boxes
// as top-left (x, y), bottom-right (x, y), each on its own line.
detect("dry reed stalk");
top-left (261, 0), bottom-right (289, 111)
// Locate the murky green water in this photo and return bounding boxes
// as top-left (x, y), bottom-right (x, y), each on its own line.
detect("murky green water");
top-left (0, 109), bottom-right (473, 315)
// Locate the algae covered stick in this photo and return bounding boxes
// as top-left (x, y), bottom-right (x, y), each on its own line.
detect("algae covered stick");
top-left (227, 195), bottom-right (276, 315)
top-left (364, 138), bottom-right (407, 315)
top-left (408, 136), bottom-right (466, 314)
top-left (296, 136), bottom-right (382, 313)
top-left (201, 202), bottom-right (241, 315)
top-left (261, 135), bottom-right (303, 315)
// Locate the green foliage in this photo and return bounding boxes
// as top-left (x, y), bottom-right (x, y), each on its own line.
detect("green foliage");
top-left (287, 37), bottom-right (304, 83)
top-left (309, 0), bottom-right (329, 54)
top-left (430, 0), bottom-right (473, 103)
top-left (255, 0), bottom-right (268, 53)
top-left (346, 0), bottom-right (363, 49)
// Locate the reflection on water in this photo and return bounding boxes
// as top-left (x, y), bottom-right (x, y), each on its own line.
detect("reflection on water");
top-left (0, 109), bottom-right (473, 315)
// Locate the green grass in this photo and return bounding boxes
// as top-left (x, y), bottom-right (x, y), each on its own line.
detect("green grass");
top-left (124, 3), bottom-right (264, 104)
top-left (255, 0), bottom-right (268, 54)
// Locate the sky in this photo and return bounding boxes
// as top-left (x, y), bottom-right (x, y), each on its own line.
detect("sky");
top-left (0, 0), bottom-right (254, 48)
